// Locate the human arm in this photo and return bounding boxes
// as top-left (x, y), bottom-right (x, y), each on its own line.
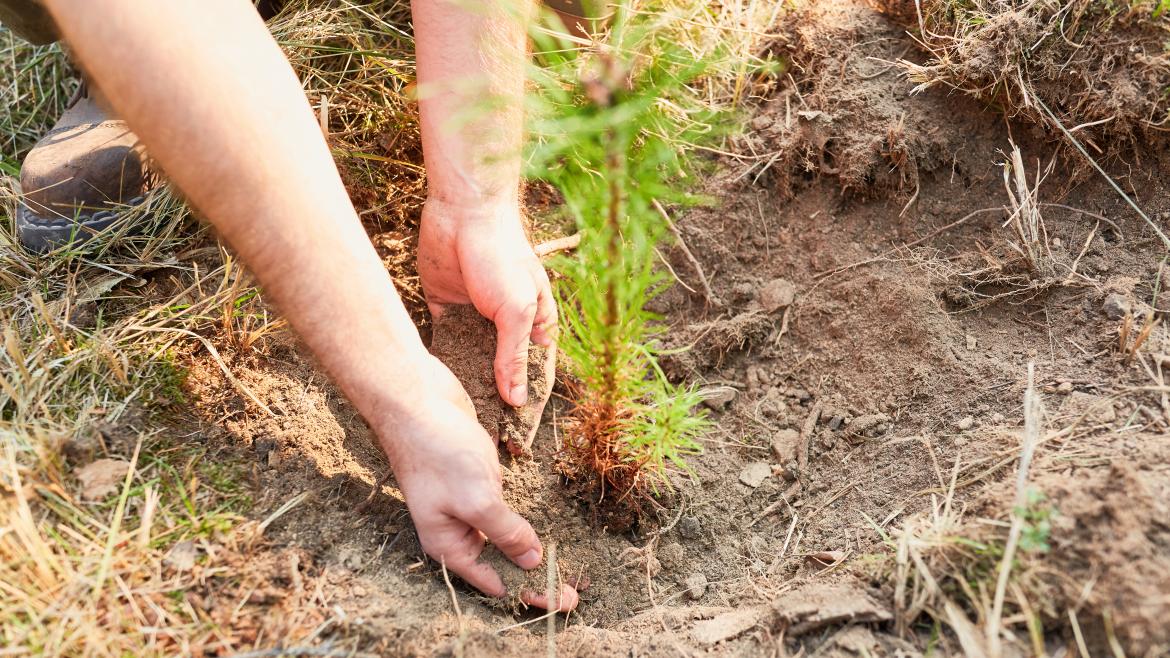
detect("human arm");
top-left (412, 0), bottom-right (557, 409)
top-left (41, 0), bottom-right (574, 610)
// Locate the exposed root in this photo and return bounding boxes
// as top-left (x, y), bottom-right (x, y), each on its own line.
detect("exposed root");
top-left (653, 200), bottom-right (722, 308)
top-left (557, 383), bottom-right (650, 530)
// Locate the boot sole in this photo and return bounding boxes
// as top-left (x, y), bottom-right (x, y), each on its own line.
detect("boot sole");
top-left (16, 196), bottom-right (147, 253)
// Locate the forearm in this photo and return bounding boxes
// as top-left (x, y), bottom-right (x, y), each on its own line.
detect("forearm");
top-left (412, 0), bottom-right (530, 208)
top-left (43, 0), bottom-right (431, 426)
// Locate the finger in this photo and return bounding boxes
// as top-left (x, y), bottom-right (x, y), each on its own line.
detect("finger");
top-left (520, 584), bottom-right (580, 612)
top-left (423, 515), bottom-right (510, 597)
top-left (466, 499), bottom-right (543, 570)
top-left (426, 524), bottom-right (506, 598)
top-left (492, 296), bottom-right (538, 407)
top-left (529, 266), bottom-right (557, 348)
top-left (446, 556), bottom-right (507, 599)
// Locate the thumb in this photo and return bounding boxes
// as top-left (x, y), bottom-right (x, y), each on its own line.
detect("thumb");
top-left (492, 297), bottom-right (538, 407)
top-left (467, 499), bottom-right (543, 570)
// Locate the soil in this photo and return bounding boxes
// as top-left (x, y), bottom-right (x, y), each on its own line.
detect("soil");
top-left (429, 303), bottom-right (555, 455)
top-left (165, 0), bottom-right (1170, 655)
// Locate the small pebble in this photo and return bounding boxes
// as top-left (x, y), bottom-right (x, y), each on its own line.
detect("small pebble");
top-left (684, 572), bottom-right (709, 600)
top-left (759, 278), bottom-right (797, 313)
top-left (770, 428), bottom-right (800, 463)
top-left (850, 413), bottom-right (891, 437)
top-left (965, 335), bottom-right (977, 351)
top-left (731, 281), bottom-right (756, 303)
top-left (991, 412), bottom-right (1006, 424)
top-left (956, 416), bottom-right (974, 431)
top-left (658, 542), bottom-right (685, 568)
top-left (746, 366), bottom-right (762, 392)
top-left (678, 516), bottom-right (702, 540)
top-left (750, 114), bottom-right (775, 132)
top-left (739, 462), bottom-right (772, 488)
top-left (788, 388), bottom-right (812, 402)
top-left (1056, 381), bottom-right (1074, 394)
top-left (702, 387), bottom-right (738, 411)
top-left (1102, 293), bottom-right (1130, 320)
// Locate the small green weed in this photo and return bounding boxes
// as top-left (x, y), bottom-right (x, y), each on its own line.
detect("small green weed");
top-left (1016, 488), bottom-right (1053, 554)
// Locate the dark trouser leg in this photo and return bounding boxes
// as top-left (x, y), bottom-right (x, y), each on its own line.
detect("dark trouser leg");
top-left (543, 0), bottom-right (608, 39)
top-left (0, 0), bottom-right (58, 45)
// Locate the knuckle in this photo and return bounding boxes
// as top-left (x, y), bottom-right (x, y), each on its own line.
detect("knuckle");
top-left (495, 350), bottom-right (527, 374)
top-left (503, 297), bottom-right (538, 323)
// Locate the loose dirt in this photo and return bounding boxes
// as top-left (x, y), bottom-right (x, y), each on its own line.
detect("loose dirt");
top-left (166, 0), bottom-right (1170, 655)
top-left (429, 304), bottom-right (555, 455)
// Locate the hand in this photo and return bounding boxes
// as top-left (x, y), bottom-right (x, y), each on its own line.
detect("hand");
top-left (378, 356), bottom-right (578, 611)
top-left (417, 197), bottom-right (556, 408)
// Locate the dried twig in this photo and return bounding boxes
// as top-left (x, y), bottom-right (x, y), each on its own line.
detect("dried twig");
top-left (652, 199), bottom-right (721, 307)
top-left (546, 543), bottom-right (558, 658)
top-left (441, 557), bottom-right (467, 658)
top-left (355, 469), bottom-right (394, 514)
top-left (535, 233), bottom-right (582, 258)
top-left (798, 399), bottom-right (824, 484)
top-left (987, 362), bottom-right (1043, 656)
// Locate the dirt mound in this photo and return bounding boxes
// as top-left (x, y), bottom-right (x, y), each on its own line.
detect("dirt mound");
top-left (873, 0), bottom-right (1170, 149)
top-left (745, 0), bottom-right (973, 199)
top-left (1032, 458), bottom-right (1170, 654)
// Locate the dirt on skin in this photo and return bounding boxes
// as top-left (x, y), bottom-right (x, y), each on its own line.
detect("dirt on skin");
top-left (152, 0), bottom-right (1170, 655)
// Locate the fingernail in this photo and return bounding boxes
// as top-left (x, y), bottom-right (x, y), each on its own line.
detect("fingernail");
top-left (511, 384), bottom-right (528, 406)
top-left (517, 548), bottom-right (541, 569)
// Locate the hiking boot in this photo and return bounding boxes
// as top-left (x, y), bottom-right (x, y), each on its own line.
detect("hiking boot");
top-left (16, 81), bottom-right (157, 252)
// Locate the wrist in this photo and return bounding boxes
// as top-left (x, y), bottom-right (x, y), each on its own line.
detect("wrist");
top-left (424, 188), bottom-right (520, 219)
top-left (359, 353), bottom-right (465, 462)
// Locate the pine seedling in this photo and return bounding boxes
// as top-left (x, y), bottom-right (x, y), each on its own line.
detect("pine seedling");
top-left (524, 4), bottom-right (716, 520)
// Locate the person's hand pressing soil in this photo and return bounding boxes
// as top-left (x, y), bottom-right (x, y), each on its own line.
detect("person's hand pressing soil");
top-left (378, 356), bottom-right (578, 612)
top-left (418, 198), bottom-right (556, 408)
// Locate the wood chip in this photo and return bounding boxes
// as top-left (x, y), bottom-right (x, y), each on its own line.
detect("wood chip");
top-left (692, 607), bottom-right (764, 645)
top-left (75, 458), bottom-right (130, 501)
top-left (771, 584), bottom-right (892, 636)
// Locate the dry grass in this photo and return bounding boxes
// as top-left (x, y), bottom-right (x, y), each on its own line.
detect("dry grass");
top-left (1001, 143), bottom-right (1055, 279)
top-left (882, 0), bottom-right (1170, 148)
top-left (902, 143), bottom-right (1122, 313)
top-left (885, 364), bottom-right (1051, 657)
top-left (876, 360), bottom-right (1170, 656)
